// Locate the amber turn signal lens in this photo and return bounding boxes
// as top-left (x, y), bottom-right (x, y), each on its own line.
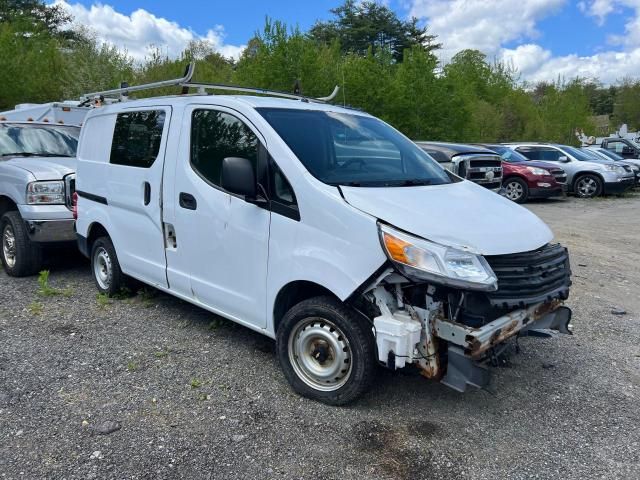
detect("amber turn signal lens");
top-left (383, 232), bottom-right (411, 264)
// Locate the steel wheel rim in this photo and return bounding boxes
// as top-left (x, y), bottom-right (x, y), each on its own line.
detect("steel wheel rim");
top-left (288, 317), bottom-right (353, 392)
top-left (505, 181), bottom-right (524, 200)
top-left (2, 224), bottom-right (16, 268)
top-left (578, 177), bottom-right (597, 196)
top-left (93, 247), bottom-right (112, 290)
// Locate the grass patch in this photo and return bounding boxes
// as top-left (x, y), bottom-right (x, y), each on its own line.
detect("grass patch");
top-left (190, 378), bottom-right (202, 389)
top-left (127, 361), bottom-right (138, 372)
top-left (96, 293), bottom-right (110, 309)
top-left (28, 301), bottom-right (43, 315)
top-left (37, 270), bottom-right (62, 296)
top-left (154, 350), bottom-right (169, 358)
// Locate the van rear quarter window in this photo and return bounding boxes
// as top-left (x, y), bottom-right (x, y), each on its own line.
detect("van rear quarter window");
top-left (110, 110), bottom-right (166, 168)
top-left (190, 109), bottom-right (258, 187)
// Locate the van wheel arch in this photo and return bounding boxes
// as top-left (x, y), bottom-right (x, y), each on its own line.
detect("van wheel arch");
top-left (87, 222), bottom-right (111, 251)
top-left (273, 281), bottom-right (339, 333)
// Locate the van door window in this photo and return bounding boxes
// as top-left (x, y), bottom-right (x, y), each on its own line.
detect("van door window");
top-left (110, 110), bottom-right (166, 168)
top-left (190, 110), bottom-right (258, 189)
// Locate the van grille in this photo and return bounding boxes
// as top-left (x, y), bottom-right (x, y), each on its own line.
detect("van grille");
top-left (484, 243), bottom-right (572, 308)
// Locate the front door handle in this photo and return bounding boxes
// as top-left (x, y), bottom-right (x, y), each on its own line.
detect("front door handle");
top-left (143, 182), bottom-right (151, 205)
top-left (179, 192), bottom-right (197, 210)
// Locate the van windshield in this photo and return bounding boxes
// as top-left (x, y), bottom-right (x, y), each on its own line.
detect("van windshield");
top-left (0, 123), bottom-right (80, 158)
top-left (257, 108), bottom-right (452, 187)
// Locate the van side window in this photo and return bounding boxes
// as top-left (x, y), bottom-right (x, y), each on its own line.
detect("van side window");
top-left (269, 158), bottom-right (300, 221)
top-left (269, 159), bottom-right (296, 206)
top-left (191, 110), bottom-right (258, 188)
top-left (110, 110), bottom-right (166, 168)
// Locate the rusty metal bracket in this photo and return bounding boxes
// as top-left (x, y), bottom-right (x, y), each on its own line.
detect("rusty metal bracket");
top-left (434, 301), bottom-right (569, 358)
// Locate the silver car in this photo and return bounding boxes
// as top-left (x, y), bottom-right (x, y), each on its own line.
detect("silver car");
top-left (0, 121), bottom-right (78, 276)
top-left (504, 143), bottom-right (635, 198)
top-left (583, 146), bottom-right (640, 185)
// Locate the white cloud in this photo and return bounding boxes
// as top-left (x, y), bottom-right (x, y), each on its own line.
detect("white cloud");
top-left (500, 44), bottom-right (640, 83)
top-left (52, 1), bottom-right (245, 61)
top-left (409, 0), bottom-right (566, 61)
top-left (408, 0), bottom-right (640, 84)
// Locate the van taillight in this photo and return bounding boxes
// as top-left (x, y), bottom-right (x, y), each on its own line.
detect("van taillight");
top-left (72, 192), bottom-right (78, 220)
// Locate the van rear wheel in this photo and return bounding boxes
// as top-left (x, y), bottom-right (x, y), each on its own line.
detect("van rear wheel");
top-left (91, 236), bottom-right (125, 296)
top-left (276, 296), bottom-right (376, 405)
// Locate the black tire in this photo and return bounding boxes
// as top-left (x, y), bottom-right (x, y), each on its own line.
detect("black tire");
top-left (574, 174), bottom-right (603, 198)
top-left (90, 236), bottom-right (126, 296)
top-left (276, 296), bottom-right (377, 405)
top-left (503, 177), bottom-right (529, 203)
top-left (0, 211), bottom-right (42, 277)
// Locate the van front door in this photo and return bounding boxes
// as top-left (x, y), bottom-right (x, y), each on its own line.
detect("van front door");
top-left (107, 107), bottom-right (171, 288)
top-left (167, 106), bottom-right (270, 329)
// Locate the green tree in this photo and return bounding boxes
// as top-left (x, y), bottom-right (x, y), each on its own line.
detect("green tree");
top-left (613, 80), bottom-right (640, 130)
top-left (309, 0), bottom-right (440, 62)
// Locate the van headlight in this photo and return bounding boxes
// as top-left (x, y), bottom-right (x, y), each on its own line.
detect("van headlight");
top-left (526, 166), bottom-right (548, 176)
top-left (26, 181), bottom-right (65, 205)
top-left (379, 223), bottom-right (498, 291)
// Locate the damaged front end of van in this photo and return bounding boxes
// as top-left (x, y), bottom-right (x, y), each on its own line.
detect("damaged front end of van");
top-left (352, 222), bottom-right (572, 392)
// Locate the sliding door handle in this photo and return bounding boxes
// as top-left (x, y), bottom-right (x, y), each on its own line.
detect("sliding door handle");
top-left (143, 182), bottom-right (151, 205)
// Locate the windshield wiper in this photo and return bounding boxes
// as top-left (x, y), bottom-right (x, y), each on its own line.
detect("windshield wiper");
top-left (1, 152), bottom-right (73, 158)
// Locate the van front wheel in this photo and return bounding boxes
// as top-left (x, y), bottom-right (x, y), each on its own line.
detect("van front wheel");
top-left (276, 296), bottom-right (376, 405)
top-left (91, 236), bottom-right (125, 296)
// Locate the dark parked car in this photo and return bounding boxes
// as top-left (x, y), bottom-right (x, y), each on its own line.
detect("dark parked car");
top-left (478, 144), bottom-right (566, 203)
top-left (415, 142), bottom-right (503, 191)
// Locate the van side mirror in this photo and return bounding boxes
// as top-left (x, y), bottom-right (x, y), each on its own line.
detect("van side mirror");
top-left (221, 157), bottom-right (257, 199)
top-left (558, 155), bottom-right (569, 162)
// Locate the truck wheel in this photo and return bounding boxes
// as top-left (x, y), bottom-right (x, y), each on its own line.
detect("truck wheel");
top-left (503, 177), bottom-right (529, 203)
top-left (276, 296), bottom-right (377, 405)
top-left (0, 211), bottom-right (42, 277)
top-left (574, 174), bottom-right (603, 198)
top-left (91, 236), bottom-right (126, 296)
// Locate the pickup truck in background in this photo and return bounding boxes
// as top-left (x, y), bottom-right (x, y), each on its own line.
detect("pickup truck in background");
top-left (0, 121), bottom-right (79, 276)
top-left (414, 142), bottom-right (504, 191)
top-left (599, 137), bottom-right (640, 159)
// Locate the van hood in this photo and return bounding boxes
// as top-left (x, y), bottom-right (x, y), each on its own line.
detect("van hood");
top-left (341, 180), bottom-right (553, 256)
top-left (4, 156), bottom-right (76, 180)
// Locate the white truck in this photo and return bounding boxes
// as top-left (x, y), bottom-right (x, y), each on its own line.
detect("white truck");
top-left (74, 69), bottom-right (573, 405)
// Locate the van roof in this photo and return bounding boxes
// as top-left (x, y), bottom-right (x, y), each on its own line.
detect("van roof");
top-left (93, 94), bottom-right (368, 116)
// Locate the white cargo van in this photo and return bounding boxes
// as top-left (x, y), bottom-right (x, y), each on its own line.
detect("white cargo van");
top-left (75, 72), bottom-right (573, 404)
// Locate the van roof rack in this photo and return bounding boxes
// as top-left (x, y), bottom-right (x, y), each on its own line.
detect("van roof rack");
top-left (79, 63), bottom-right (340, 104)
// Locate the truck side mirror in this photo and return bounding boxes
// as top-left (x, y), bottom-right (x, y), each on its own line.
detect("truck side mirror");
top-left (558, 155), bottom-right (569, 162)
top-left (221, 157), bottom-right (257, 199)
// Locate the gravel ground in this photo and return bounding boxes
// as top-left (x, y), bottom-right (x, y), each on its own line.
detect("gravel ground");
top-left (1, 194), bottom-right (639, 480)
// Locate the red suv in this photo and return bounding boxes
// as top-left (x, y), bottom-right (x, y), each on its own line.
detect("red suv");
top-left (479, 144), bottom-right (567, 203)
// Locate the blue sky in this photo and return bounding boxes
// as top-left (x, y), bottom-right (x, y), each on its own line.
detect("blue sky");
top-left (52, 1), bottom-right (640, 84)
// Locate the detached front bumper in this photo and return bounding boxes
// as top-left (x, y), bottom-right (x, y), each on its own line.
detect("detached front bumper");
top-left (24, 219), bottom-right (76, 243)
top-left (435, 301), bottom-right (572, 392)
